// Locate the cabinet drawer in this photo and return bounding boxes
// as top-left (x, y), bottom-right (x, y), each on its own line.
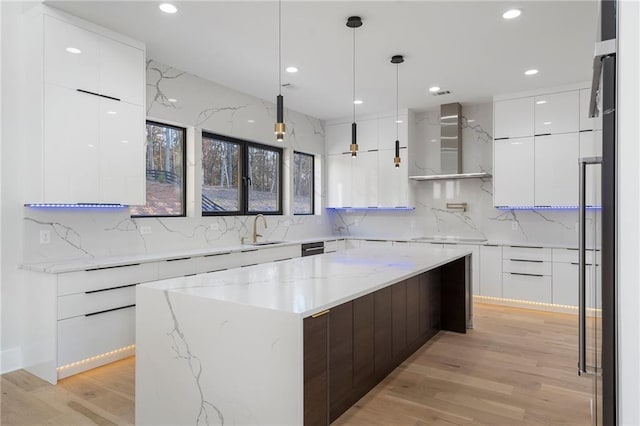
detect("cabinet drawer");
top-left (503, 273), bottom-right (552, 303)
top-left (503, 246), bottom-right (551, 262)
top-left (259, 245), bottom-right (300, 263)
top-left (57, 304), bottom-right (135, 366)
top-left (157, 253), bottom-right (233, 279)
top-left (324, 240), bottom-right (338, 253)
top-left (58, 284), bottom-right (136, 320)
top-left (57, 262), bottom-right (157, 296)
top-left (502, 259), bottom-right (552, 276)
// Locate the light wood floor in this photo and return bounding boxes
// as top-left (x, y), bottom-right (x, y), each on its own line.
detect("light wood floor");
top-left (1, 303), bottom-right (592, 425)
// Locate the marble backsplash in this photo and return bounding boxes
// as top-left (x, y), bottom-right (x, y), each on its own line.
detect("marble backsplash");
top-left (22, 59), bottom-right (331, 264)
top-left (329, 103), bottom-right (582, 247)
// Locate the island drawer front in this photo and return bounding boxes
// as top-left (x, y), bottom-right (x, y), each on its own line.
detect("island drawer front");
top-left (57, 305), bottom-right (135, 367)
top-left (57, 262), bottom-right (158, 296)
top-left (502, 259), bottom-right (552, 276)
top-left (502, 273), bottom-right (552, 303)
top-left (552, 248), bottom-right (599, 265)
top-left (157, 254), bottom-right (232, 279)
top-left (58, 285), bottom-right (136, 320)
top-left (503, 246), bottom-right (552, 262)
top-left (260, 245), bottom-right (300, 262)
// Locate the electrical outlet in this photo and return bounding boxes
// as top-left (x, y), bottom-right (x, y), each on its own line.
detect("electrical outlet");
top-left (511, 221), bottom-right (518, 231)
top-left (140, 226), bottom-right (152, 235)
top-left (209, 223), bottom-right (220, 231)
top-left (39, 230), bottom-right (51, 244)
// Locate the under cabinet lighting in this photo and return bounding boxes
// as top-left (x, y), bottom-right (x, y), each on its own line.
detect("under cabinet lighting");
top-left (496, 205), bottom-right (601, 210)
top-left (25, 203), bottom-right (127, 209)
top-left (326, 207), bottom-right (415, 211)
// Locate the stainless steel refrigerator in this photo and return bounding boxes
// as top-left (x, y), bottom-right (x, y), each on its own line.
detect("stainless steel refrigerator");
top-left (580, 0), bottom-right (616, 424)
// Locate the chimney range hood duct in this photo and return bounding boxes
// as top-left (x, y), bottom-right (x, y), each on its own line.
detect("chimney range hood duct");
top-left (409, 102), bottom-right (492, 181)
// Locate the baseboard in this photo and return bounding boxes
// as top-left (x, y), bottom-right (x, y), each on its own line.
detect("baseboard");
top-left (1, 347), bottom-right (22, 374)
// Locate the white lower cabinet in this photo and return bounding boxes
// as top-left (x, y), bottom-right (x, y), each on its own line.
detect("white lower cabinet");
top-left (57, 284), bottom-right (136, 320)
top-left (503, 273), bottom-right (552, 303)
top-left (479, 245), bottom-right (503, 297)
top-left (57, 305), bottom-right (135, 367)
top-left (552, 262), bottom-right (579, 306)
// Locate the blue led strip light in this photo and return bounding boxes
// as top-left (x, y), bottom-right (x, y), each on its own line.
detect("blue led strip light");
top-left (326, 207), bottom-right (415, 211)
top-left (496, 206), bottom-right (602, 210)
top-left (25, 204), bottom-right (127, 209)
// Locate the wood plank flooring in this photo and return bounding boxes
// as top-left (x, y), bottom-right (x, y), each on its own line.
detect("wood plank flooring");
top-left (1, 303), bottom-right (592, 425)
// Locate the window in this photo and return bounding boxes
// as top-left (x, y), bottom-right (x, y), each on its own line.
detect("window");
top-left (293, 152), bottom-right (314, 215)
top-left (131, 121), bottom-right (186, 217)
top-left (202, 132), bottom-right (282, 215)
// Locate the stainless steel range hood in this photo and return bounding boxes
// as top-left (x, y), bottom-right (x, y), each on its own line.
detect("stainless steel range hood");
top-left (409, 103), bottom-right (492, 181)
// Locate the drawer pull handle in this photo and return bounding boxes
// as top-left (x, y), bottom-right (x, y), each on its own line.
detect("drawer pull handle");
top-left (311, 309), bottom-right (330, 318)
top-left (85, 304), bottom-right (135, 317)
top-left (241, 249), bottom-right (259, 253)
top-left (303, 247), bottom-right (324, 252)
top-left (509, 272), bottom-right (544, 277)
top-left (86, 263), bottom-right (141, 272)
top-left (571, 262), bottom-right (595, 266)
top-left (204, 252), bottom-right (231, 257)
top-left (510, 245), bottom-right (544, 249)
top-left (509, 258), bottom-right (544, 263)
top-left (85, 283), bottom-right (137, 294)
top-left (166, 257), bottom-right (191, 262)
top-left (76, 88), bottom-right (121, 102)
top-left (241, 263), bottom-right (258, 268)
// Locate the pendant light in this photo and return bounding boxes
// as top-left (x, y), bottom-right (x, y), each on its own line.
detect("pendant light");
top-left (391, 55), bottom-right (404, 167)
top-left (274, 0), bottom-right (285, 142)
top-left (346, 16), bottom-right (362, 158)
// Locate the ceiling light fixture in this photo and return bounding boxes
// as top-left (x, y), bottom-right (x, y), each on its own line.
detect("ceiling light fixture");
top-left (536, 100), bottom-right (547, 104)
top-left (347, 16), bottom-right (363, 158)
top-left (159, 3), bottom-right (177, 14)
top-left (502, 9), bottom-right (522, 20)
top-left (65, 47), bottom-right (81, 54)
top-left (248, 119), bottom-right (255, 123)
top-left (274, 0), bottom-right (286, 142)
top-left (429, 86), bottom-right (440, 93)
top-left (391, 54), bottom-right (404, 168)
top-left (285, 66), bottom-right (298, 73)
top-left (524, 69), bottom-right (539, 76)
top-left (353, 100), bottom-right (363, 105)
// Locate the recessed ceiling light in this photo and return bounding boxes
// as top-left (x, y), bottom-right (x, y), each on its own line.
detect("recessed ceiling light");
top-left (430, 139), bottom-right (438, 143)
top-left (87, 144), bottom-right (94, 148)
top-left (543, 121), bottom-right (552, 125)
top-left (502, 9), bottom-right (522, 20)
top-left (285, 66), bottom-right (298, 73)
top-left (524, 69), bottom-right (539, 76)
top-left (354, 100), bottom-right (363, 105)
top-left (395, 120), bottom-right (403, 124)
top-left (247, 119), bottom-right (255, 123)
top-left (428, 86), bottom-right (441, 93)
top-left (121, 140), bottom-right (129, 144)
top-left (536, 100), bottom-right (547, 104)
top-left (159, 3), bottom-right (177, 14)
top-left (167, 98), bottom-right (177, 103)
top-left (66, 47), bottom-right (81, 54)
top-left (106, 110), bottom-right (117, 115)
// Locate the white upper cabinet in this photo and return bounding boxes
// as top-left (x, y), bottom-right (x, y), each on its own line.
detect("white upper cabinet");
top-left (356, 119), bottom-right (379, 152)
top-left (494, 97), bottom-right (534, 139)
top-left (493, 138), bottom-right (535, 207)
top-left (534, 91), bottom-right (579, 135)
top-left (327, 154), bottom-right (352, 207)
top-left (580, 130), bottom-right (603, 158)
top-left (534, 133), bottom-right (580, 207)
top-left (25, 9), bottom-right (146, 204)
top-left (377, 149), bottom-right (409, 207)
top-left (351, 151), bottom-right (378, 207)
top-left (326, 122), bottom-right (351, 155)
top-left (579, 88), bottom-right (603, 131)
top-left (44, 15), bottom-right (144, 106)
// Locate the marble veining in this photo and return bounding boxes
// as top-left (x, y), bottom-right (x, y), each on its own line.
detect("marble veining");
top-left (24, 217), bottom-right (94, 258)
top-left (146, 60), bottom-right (185, 114)
top-left (164, 290), bottom-right (224, 426)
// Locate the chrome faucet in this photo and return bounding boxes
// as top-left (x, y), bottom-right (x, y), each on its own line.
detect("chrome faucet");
top-left (252, 214), bottom-right (267, 243)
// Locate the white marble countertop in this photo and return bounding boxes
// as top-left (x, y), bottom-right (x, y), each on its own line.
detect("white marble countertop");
top-left (140, 245), bottom-right (471, 317)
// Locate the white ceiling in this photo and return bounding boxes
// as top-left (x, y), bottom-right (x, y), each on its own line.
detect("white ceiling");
top-left (46, 1), bottom-right (599, 121)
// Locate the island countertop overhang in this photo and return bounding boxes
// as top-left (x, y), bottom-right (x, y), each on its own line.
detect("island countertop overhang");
top-left (139, 245), bottom-right (472, 318)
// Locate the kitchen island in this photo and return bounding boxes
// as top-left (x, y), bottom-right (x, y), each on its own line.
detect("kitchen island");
top-left (136, 245), bottom-right (471, 425)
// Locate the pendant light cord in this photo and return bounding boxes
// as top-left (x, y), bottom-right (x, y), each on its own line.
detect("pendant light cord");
top-left (352, 26), bottom-right (356, 123)
top-left (278, 0), bottom-right (282, 96)
top-left (396, 63), bottom-right (399, 140)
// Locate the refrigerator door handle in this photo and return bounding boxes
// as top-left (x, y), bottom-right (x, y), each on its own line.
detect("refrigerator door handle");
top-left (578, 156), bottom-right (602, 377)
top-left (589, 39), bottom-right (616, 118)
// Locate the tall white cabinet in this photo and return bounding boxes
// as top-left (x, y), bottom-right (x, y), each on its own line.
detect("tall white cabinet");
top-left (326, 112), bottom-right (413, 208)
top-left (493, 86), bottom-right (600, 208)
top-left (24, 7), bottom-right (146, 205)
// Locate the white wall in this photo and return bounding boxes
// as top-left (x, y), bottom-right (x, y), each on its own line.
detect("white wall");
top-left (617, 1), bottom-right (640, 423)
top-left (329, 103), bottom-right (581, 247)
top-left (1, 7), bottom-right (330, 372)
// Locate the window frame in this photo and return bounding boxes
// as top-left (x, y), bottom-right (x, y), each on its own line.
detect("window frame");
top-left (202, 132), bottom-right (283, 216)
top-left (293, 151), bottom-right (315, 215)
top-left (131, 120), bottom-right (187, 218)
